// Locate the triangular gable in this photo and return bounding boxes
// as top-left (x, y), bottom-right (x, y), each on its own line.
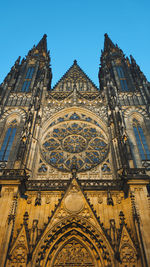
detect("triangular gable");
top-left (119, 224), bottom-right (138, 263)
top-left (8, 224), bottom-right (29, 263)
top-left (119, 224), bottom-right (136, 250)
top-left (52, 60), bottom-right (99, 93)
top-left (33, 178), bottom-right (114, 262)
top-left (31, 177), bottom-right (115, 266)
top-left (48, 178), bottom-right (99, 229)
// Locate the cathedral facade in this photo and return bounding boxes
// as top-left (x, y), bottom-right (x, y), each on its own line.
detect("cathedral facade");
top-left (0, 34), bottom-right (150, 266)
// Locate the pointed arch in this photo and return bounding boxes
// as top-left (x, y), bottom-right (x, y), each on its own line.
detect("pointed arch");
top-left (123, 107), bottom-right (149, 121)
top-left (0, 119), bottom-right (17, 161)
top-left (0, 109), bottom-right (26, 165)
top-left (31, 215), bottom-right (115, 267)
top-left (46, 234), bottom-right (98, 267)
top-left (0, 108), bottom-right (27, 123)
top-left (21, 66), bottom-right (35, 92)
top-left (42, 107), bottom-right (108, 135)
top-left (116, 65), bottom-right (129, 92)
top-left (123, 107), bottom-right (150, 166)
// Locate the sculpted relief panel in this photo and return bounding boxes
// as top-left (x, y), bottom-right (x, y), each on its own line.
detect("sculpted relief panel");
top-left (52, 239), bottom-right (94, 267)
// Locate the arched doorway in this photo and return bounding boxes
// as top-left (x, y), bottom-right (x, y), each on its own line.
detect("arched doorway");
top-left (32, 216), bottom-right (114, 267)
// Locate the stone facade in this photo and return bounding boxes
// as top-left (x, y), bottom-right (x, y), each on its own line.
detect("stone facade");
top-left (0, 34), bottom-right (150, 266)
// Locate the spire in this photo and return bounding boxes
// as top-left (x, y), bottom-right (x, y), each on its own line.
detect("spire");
top-left (103, 33), bottom-right (124, 57)
top-left (104, 33), bottom-right (116, 52)
top-left (36, 34), bottom-right (47, 53)
top-left (27, 34), bottom-right (50, 61)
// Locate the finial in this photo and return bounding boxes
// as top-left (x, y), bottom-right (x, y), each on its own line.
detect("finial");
top-left (71, 166), bottom-right (78, 179)
top-left (119, 211), bottom-right (125, 225)
top-left (23, 211), bottom-right (29, 226)
top-left (130, 54), bottom-right (136, 64)
top-left (74, 59), bottom-right (77, 65)
top-left (43, 34), bottom-right (47, 39)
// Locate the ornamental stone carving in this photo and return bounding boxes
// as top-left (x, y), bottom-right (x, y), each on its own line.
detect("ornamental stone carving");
top-left (53, 239), bottom-right (94, 267)
top-left (41, 115), bottom-right (108, 172)
top-left (64, 192), bottom-right (84, 214)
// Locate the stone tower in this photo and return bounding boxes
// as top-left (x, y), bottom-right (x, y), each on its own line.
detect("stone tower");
top-left (0, 34), bottom-right (149, 266)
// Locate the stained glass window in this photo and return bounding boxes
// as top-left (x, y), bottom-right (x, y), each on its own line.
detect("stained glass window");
top-left (0, 126), bottom-right (16, 161)
top-left (133, 120), bottom-right (150, 160)
top-left (41, 120), bottom-right (108, 172)
top-left (21, 66), bottom-right (34, 92)
top-left (116, 66), bottom-right (129, 92)
top-left (116, 66), bottom-right (125, 78)
top-left (47, 113), bottom-right (104, 130)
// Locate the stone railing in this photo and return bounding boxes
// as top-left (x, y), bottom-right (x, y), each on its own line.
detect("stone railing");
top-left (0, 169), bottom-right (26, 180)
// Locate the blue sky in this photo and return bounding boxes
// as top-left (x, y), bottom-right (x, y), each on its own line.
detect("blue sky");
top-left (0, 0), bottom-right (150, 87)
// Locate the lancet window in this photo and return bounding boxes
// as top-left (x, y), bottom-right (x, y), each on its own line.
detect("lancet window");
top-left (133, 119), bottom-right (150, 160)
top-left (116, 66), bottom-right (129, 91)
top-left (0, 120), bottom-right (17, 161)
top-left (21, 66), bottom-right (34, 92)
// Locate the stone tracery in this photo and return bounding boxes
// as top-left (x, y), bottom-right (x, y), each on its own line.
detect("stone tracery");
top-left (41, 117), bottom-right (108, 172)
top-left (33, 217), bottom-right (114, 267)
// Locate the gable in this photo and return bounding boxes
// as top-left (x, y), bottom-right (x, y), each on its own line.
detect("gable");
top-left (31, 178), bottom-right (114, 266)
top-left (119, 224), bottom-right (138, 263)
top-left (8, 224), bottom-right (29, 264)
top-left (52, 60), bottom-right (99, 93)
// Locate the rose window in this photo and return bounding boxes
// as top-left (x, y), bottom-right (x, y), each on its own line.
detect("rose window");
top-left (63, 135), bottom-right (87, 153)
top-left (41, 120), bottom-right (108, 172)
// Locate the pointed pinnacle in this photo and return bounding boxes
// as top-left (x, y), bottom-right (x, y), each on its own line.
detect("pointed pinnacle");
top-left (36, 34), bottom-right (47, 52)
top-left (104, 33), bottom-right (116, 52)
top-left (15, 56), bottom-right (21, 65)
top-left (130, 55), bottom-right (136, 64)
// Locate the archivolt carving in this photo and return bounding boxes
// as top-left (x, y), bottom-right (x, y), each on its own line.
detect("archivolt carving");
top-left (42, 107), bottom-right (108, 135)
top-left (123, 106), bottom-right (148, 121)
top-left (32, 215), bottom-right (114, 267)
top-left (0, 107), bottom-right (26, 122)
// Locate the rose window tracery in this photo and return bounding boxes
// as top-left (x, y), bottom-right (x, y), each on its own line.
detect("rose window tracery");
top-left (63, 135), bottom-right (87, 153)
top-left (41, 117), bottom-right (108, 172)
